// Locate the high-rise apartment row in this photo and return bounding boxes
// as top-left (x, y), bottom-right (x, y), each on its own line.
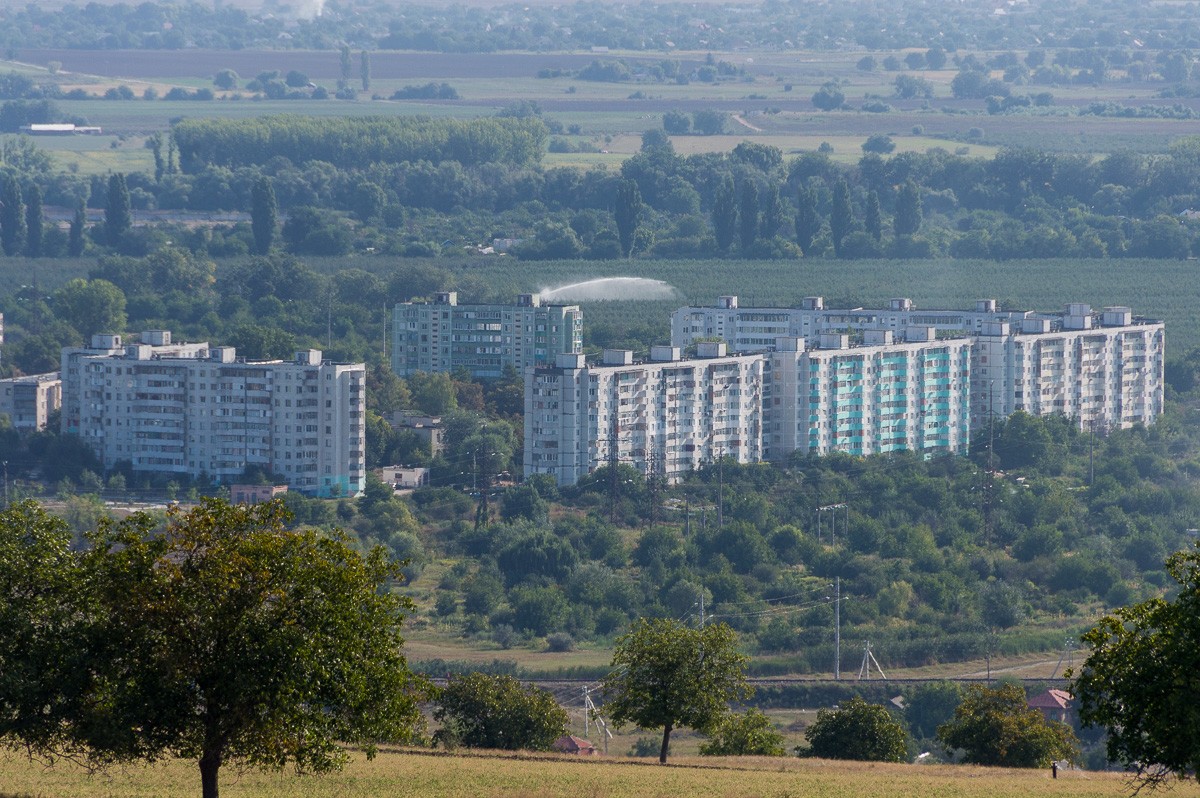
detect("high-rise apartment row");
top-left (526, 298), bottom-right (1163, 486)
top-left (61, 332), bottom-right (366, 497)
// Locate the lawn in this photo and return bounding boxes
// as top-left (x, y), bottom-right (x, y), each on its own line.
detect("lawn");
top-left (0, 748), bottom-right (1176, 798)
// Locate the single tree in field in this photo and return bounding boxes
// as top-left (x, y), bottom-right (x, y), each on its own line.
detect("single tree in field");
top-left (738, 179), bottom-right (759, 251)
top-left (829, 178), bottom-right (854, 256)
top-left (894, 179), bottom-right (922, 236)
top-left (251, 176), bottom-right (277, 255)
top-left (712, 176), bottom-right (738, 254)
top-left (614, 178), bottom-right (642, 257)
top-left (360, 50), bottom-right (371, 91)
top-left (434, 673), bottom-right (568, 751)
top-left (147, 132), bottom-right (165, 182)
top-left (0, 172), bottom-right (26, 256)
top-left (937, 683), bottom-right (1078, 768)
top-left (803, 697), bottom-right (907, 762)
top-left (795, 182), bottom-right (822, 255)
top-left (602, 618), bottom-right (751, 764)
top-left (212, 69), bottom-right (239, 90)
top-left (81, 499), bottom-right (430, 798)
top-left (104, 172), bottom-right (131, 248)
top-left (1072, 539), bottom-right (1200, 790)
top-left (865, 189), bottom-right (882, 241)
top-left (339, 44), bottom-right (352, 89)
top-left (24, 182), bottom-right (42, 257)
top-left (68, 199), bottom-right (86, 257)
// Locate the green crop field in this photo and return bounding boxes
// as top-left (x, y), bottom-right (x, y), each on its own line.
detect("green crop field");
top-left (0, 748), bottom-right (1181, 798)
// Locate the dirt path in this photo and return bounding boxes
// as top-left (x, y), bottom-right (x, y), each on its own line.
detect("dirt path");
top-left (731, 114), bottom-right (762, 132)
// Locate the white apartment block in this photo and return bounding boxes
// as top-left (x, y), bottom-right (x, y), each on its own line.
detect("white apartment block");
top-left (68, 340), bottom-right (365, 497)
top-left (525, 343), bottom-right (765, 487)
top-left (971, 306), bottom-right (1164, 433)
top-left (674, 297), bottom-right (1164, 434)
top-left (62, 331), bottom-right (209, 435)
top-left (0, 372), bottom-right (61, 432)
top-left (768, 331), bottom-right (973, 460)
top-left (392, 292), bottom-right (583, 378)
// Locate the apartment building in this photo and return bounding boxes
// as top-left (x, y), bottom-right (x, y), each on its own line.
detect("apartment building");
top-left (768, 331), bottom-right (973, 460)
top-left (61, 331), bottom-right (209, 435)
top-left (68, 341), bottom-right (365, 497)
top-left (674, 297), bottom-right (1164, 434)
top-left (392, 292), bottom-right (583, 378)
top-left (0, 372), bottom-right (62, 432)
top-left (525, 343), bottom-right (765, 487)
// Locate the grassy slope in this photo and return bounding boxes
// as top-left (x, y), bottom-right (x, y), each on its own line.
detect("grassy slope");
top-left (0, 748), bottom-right (1176, 798)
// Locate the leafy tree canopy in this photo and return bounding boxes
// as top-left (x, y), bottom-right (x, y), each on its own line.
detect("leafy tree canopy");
top-left (937, 684), bottom-right (1078, 768)
top-left (804, 697), bottom-right (908, 762)
top-left (433, 673), bottom-right (567, 751)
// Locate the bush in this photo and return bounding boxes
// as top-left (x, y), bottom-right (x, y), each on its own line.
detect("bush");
top-left (700, 709), bottom-right (786, 756)
top-left (803, 697), bottom-right (908, 762)
top-left (546, 632), bottom-right (575, 652)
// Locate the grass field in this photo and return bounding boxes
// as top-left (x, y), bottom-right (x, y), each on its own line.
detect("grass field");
top-left (0, 747), bottom-right (1181, 798)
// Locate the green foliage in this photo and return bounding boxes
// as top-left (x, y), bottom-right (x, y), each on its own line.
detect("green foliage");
top-left (904, 682), bottom-right (963, 741)
top-left (812, 81), bottom-right (845, 111)
top-left (803, 697), bottom-right (908, 762)
top-left (172, 115), bottom-right (547, 172)
top-left (434, 673), bottom-right (567, 751)
top-left (0, 499), bottom-right (428, 798)
top-left (103, 173), bottom-right (131, 250)
top-left (1073, 538), bottom-right (1200, 789)
top-left (603, 618), bottom-right (751, 763)
top-left (0, 172), bottom-right (25, 256)
top-left (700, 709), bottom-right (786, 756)
top-left (250, 176), bottom-right (277, 256)
top-left (937, 684), bottom-right (1079, 768)
top-left (53, 278), bottom-right (126, 338)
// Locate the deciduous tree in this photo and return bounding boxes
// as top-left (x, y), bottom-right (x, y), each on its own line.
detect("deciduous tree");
top-left (712, 176), bottom-right (737, 254)
top-left (23, 182), bottom-right (41, 257)
top-left (700, 709), bottom-right (786, 756)
top-left (614, 178), bottom-right (642, 257)
top-left (804, 697), bottom-right (908, 762)
top-left (0, 172), bottom-right (25, 256)
top-left (602, 618), bottom-right (751, 764)
top-left (894, 179), bottom-right (922, 236)
top-left (937, 684), bottom-right (1078, 768)
top-left (830, 178), bottom-right (854, 256)
top-left (251, 176), bottom-right (277, 255)
top-left (1073, 539), bottom-right (1200, 789)
top-left (795, 183), bottom-right (821, 255)
top-left (103, 172), bottom-right (131, 248)
top-left (434, 673), bottom-right (567, 751)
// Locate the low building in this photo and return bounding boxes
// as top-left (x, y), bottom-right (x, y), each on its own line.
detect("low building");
top-left (552, 735), bottom-right (598, 755)
top-left (392, 292), bottom-right (582, 379)
top-left (1028, 689), bottom-right (1073, 725)
top-left (378, 465), bottom-right (430, 490)
top-left (385, 411), bottom-right (446, 456)
top-left (0, 372), bottom-right (61, 432)
top-left (230, 484), bottom-right (288, 504)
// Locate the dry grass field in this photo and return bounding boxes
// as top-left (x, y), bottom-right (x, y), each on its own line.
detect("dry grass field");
top-left (1, 747), bottom-right (1183, 798)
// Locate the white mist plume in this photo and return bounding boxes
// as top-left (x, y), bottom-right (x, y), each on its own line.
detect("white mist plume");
top-left (540, 277), bottom-right (680, 302)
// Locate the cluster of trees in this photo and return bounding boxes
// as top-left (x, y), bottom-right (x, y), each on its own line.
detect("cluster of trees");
top-left (11, 0), bottom-right (1200, 55)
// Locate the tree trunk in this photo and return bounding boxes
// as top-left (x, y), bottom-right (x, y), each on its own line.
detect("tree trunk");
top-left (659, 724), bottom-right (672, 764)
top-left (200, 748), bottom-right (222, 798)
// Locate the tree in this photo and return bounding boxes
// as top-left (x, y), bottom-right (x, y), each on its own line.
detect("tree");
top-left (894, 179), bottom-right (922, 236)
top-left (23, 182), bottom-right (42, 257)
top-left (103, 172), bottom-right (131, 248)
top-left (360, 50), bottom-right (371, 91)
top-left (738, 179), bottom-right (759, 251)
top-left (804, 697), bottom-right (908, 762)
top-left (0, 172), bottom-right (25, 256)
top-left (700, 709), bottom-right (786, 756)
top-left (712, 176), bottom-right (737, 254)
top-left (811, 81), bottom-right (845, 111)
top-left (602, 618), bottom-right (751, 764)
top-left (434, 673), bottom-right (567, 751)
top-left (937, 684), bottom-right (1078, 768)
top-left (691, 109), bottom-right (727, 135)
top-left (663, 109), bottom-right (690, 134)
top-left (0, 502), bottom-right (94, 759)
top-left (1072, 539), bottom-right (1200, 789)
top-left (250, 176), bottom-right (277, 255)
top-left (795, 183), bottom-right (821, 255)
top-left (830, 178), bottom-right (854, 256)
top-left (82, 499), bottom-right (429, 798)
top-left (862, 134), bottom-right (896, 154)
top-left (68, 198), bottom-right (86, 257)
top-left (285, 70), bottom-right (309, 88)
top-left (865, 189), bottom-right (882, 241)
top-left (614, 178), bottom-right (642, 257)
top-left (339, 44), bottom-right (352, 89)
top-left (53, 278), bottom-right (126, 338)
top-left (212, 69), bottom-right (239, 90)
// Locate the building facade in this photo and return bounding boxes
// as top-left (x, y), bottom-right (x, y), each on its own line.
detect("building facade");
top-left (392, 292), bottom-right (583, 378)
top-left (0, 372), bottom-right (62, 432)
top-left (768, 331), bottom-right (973, 460)
top-left (674, 297), bottom-right (1164, 434)
top-left (525, 344), bottom-right (765, 486)
top-left (68, 341), bottom-right (365, 497)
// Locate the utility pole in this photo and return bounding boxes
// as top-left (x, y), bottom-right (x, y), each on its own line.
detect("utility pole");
top-left (985, 382), bottom-right (996, 547)
top-left (817, 503), bottom-right (847, 546)
top-left (608, 414), bottom-right (620, 524)
top-left (698, 592), bottom-right (705, 628)
top-left (716, 453), bottom-right (724, 532)
top-left (834, 576), bottom-right (841, 680)
top-left (648, 448), bottom-right (659, 530)
top-left (684, 499), bottom-right (691, 537)
top-left (1088, 419), bottom-right (1095, 486)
